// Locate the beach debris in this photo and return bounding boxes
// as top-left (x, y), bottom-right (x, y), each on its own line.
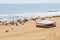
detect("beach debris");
top-left (0, 21), bottom-right (2, 23)
top-left (17, 19), bottom-right (22, 24)
top-left (15, 23), bottom-right (18, 26)
top-left (5, 23), bottom-right (8, 25)
top-left (10, 21), bottom-right (14, 25)
top-left (5, 30), bottom-right (9, 32)
top-left (31, 17), bottom-right (38, 22)
top-left (41, 18), bottom-right (46, 20)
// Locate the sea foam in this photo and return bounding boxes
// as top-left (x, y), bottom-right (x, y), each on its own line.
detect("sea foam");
top-left (0, 12), bottom-right (60, 22)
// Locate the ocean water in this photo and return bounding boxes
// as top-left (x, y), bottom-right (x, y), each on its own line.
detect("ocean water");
top-left (0, 4), bottom-right (60, 14)
top-left (0, 4), bottom-right (60, 21)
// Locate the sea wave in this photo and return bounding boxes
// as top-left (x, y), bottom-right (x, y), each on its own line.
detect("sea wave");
top-left (0, 11), bottom-right (60, 22)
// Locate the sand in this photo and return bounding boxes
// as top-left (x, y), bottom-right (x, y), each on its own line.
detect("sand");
top-left (0, 17), bottom-right (60, 40)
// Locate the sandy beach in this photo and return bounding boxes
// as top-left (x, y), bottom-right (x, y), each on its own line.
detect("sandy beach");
top-left (0, 17), bottom-right (60, 40)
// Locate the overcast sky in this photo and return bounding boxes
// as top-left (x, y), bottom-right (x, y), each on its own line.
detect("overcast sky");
top-left (0, 0), bottom-right (60, 4)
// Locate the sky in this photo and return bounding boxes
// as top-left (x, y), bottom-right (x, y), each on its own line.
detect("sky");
top-left (0, 0), bottom-right (60, 4)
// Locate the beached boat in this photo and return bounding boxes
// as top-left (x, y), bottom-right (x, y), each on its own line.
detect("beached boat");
top-left (36, 19), bottom-right (56, 28)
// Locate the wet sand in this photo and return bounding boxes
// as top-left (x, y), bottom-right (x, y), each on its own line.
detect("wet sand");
top-left (0, 17), bottom-right (60, 40)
